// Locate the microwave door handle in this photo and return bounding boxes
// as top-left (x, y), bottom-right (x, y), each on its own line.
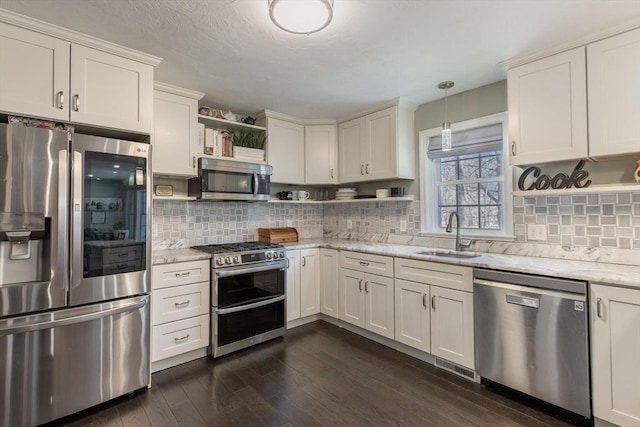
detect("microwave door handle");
top-left (71, 150), bottom-right (83, 289)
top-left (252, 172), bottom-right (258, 196)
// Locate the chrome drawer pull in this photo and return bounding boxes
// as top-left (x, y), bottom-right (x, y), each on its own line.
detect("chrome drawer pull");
top-left (73, 94), bottom-right (80, 112)
top-left (359, 261), bottom-right (369, 266)
top-left (358, 279), bottom-right (363, 292)
top-left (596, 298), bottom-right (604, 319)
top-left (174, 300), bottom-right (190, 308)
top-left (57, 91), bottom-right (64, 109)
top-left (423, 294), bottom-right (427, 308)
top-left (364, 281), bottom-right (369, 293)
top-left (174, 334), bottom-right (190, 343)
top-left (431, 295), bottom-right (436, 310)
top-left (175, 272), bottom-right (191, 278)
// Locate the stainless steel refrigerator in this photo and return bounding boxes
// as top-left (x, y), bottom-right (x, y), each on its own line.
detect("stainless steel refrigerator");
top-left (0, 123), bottom-right (151, 427)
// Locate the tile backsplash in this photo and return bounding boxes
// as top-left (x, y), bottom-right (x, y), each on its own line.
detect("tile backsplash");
top-left (152, 190), bottom-right (639, 264)
top-left (152, 200), bottom-right (323, 245)
top-left (514, 192), bottom-right (640, 250)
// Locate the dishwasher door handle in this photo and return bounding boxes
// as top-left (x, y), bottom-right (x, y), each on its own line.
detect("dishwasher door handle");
top-left (506, 294), bottom-right (539, 309)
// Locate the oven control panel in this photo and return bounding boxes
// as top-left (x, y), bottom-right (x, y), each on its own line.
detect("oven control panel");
top-left (214, 250), bottom-right (286, 266)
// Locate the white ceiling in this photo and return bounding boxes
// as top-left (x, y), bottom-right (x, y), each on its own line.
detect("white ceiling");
top-left (2, 0), bottom-right (639, 119)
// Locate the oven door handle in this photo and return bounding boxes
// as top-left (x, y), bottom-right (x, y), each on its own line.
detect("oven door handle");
top-left (215, 261), bottom-right (286, 278)
top-left (216, 295), bottom-right (285, 315)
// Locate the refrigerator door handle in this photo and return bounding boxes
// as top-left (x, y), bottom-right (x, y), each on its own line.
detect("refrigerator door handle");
top-left (71, 150), bottom-right (83, 289)
top-left (0, 297), bottom-right (148, 336)
top-left (57, 149), bottom-right (70, 291)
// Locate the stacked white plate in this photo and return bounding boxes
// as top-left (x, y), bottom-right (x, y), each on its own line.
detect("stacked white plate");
top-left (335, 188), bottom-right (357, 200)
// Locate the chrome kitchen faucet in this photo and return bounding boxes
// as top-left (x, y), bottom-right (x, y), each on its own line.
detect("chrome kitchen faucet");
top-left (446, 211), bottom-right (472, 252)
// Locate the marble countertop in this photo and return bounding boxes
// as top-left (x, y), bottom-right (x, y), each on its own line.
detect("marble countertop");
top-left (152, 248), bottom-right (211, 265)
top-left (152, 238), bottom-right (640, 289)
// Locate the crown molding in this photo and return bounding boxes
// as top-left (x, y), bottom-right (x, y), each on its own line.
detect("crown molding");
top-left (0, 8), bottom-right (162, 66)
top-left (500, 21), bottom-right (640, 70)
top-left (154, 82), bottom-right (204, 100)
top-left (338, 97), bottom-right (418, 123)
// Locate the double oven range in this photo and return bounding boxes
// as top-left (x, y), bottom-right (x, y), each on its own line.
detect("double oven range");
top-left (192, 242), bottom-right (287, 358)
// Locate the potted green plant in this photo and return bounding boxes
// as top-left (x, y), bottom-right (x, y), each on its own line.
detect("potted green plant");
top-left (231, 129), bottom-right (266, 161)
top-left (112, 221), bottom-right (129, 240)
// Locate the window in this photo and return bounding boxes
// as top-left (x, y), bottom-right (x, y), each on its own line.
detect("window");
top-left (419, 113), bottom-right (513, 238)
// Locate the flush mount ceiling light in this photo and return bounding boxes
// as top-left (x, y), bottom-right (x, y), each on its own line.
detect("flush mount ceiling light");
top-left (269, 0), bottom-right (334, 35)
top-left (438, 81), bottom-right (454, 151)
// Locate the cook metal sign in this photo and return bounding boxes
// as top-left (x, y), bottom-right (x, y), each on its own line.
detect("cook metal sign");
top-left (517, 160), bottom-right (592, 191)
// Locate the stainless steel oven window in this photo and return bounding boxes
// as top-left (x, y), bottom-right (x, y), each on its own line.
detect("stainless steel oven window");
top-left (213, 261), bottom-right (286, 308)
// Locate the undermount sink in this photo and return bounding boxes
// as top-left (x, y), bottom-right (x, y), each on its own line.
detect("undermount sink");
top-left (418, 250), bottom-right (480, 259)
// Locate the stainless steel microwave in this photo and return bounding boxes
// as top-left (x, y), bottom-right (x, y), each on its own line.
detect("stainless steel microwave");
top-left (188, 158), bottom-right (272, 201)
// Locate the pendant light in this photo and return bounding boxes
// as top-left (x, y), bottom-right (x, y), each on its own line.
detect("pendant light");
top-left (438, 81), bottom-right (454, 151)
top-left (269, 0), bottom-right (334, 35)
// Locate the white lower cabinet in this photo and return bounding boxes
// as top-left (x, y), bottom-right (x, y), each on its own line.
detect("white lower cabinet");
top-left (286, 248), bottom-right (319, 323)
top-left (151, 259), bottom-right (210, 368)
top-left (300, 249), bottom-right (320, 317)
top-left (286, 250), bottom-right (300, 321)
top-left (394, 258), bottom-right (474, 370)
top-left (394, 279), bottom-right (430, 353)
top-left (591, 283), bottom-right (640, 427)
top-left (320, 248), bottom-right (339, 318)
top-left (338, 251), bottom-right (394, 339)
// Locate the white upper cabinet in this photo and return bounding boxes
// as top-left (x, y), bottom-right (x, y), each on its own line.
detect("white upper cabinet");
top-left (153, 83), bottom-right (204, 177)
top-left (305, 124), bottom-right (337, 184)
top-left (0, 23), bottom-right (70, 121)
top-left (508, 47), bottom-right (588, 165)
top-left (0, 15), bottom-right (160, 134)
top-left (70, 45), bottom-right (153, 133)
top-left (338, 103), bottom-right (415, 184)
top-left (338, 117), bottom-right (365, 183)
top-left (587, 28), bottom-right (640, 158)
top-left (507, 28), bottom-right (640, 165)
top-left (265, 117), bottom-right (305, 184)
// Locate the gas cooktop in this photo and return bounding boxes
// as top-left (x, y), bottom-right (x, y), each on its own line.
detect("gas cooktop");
top-left (191, 241), bottom-right (284, 255)
top-left (192, 241), bottom-right (286, 267)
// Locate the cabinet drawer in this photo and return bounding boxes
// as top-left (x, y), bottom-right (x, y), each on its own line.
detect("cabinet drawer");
top-left (394, 258), bottom-right (472, 292)
top-left (152, 281), bottom-right (210, 325)
top-left (103, 245), bottom-right (143, 263)
top-left (152, 259), bottom-right (210, 289)
top-left (151, 314), bottom-right (209, 362)
top-left (340, 251), bottom-right (393, 277)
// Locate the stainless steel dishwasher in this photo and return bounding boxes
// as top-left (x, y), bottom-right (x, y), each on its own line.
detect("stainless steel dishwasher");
top-left (474, 268), bottom-right (590, 419)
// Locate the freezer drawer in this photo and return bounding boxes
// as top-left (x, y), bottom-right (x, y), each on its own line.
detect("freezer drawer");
top-left (0, 295), bottom-right (150, 427)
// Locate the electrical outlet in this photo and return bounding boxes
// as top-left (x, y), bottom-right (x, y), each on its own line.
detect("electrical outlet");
top-left (527, 224), bottom-right (547, 241)
top-left (286, 220), bottom-right (293, 227)
top-left (347, 220), bottom-right (353, 230)
top-left (400, 220), bottom-right (407, 233)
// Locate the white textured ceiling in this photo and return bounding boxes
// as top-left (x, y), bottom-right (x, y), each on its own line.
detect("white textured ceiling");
top-left (2, 0), bottom-right (639, 118)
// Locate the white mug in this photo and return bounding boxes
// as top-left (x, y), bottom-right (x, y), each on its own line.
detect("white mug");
top-left (298, 191), bottom-right (310, 200)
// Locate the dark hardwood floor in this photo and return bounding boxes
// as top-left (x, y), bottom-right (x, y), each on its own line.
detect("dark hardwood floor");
top-left (51, 321), bottom-right (574, 427)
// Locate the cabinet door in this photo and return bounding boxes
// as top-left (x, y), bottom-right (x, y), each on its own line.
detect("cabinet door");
top-left (339, 268), bottom-right (365, 328)
top-left (70, 44), bottom-right (153, 133)
top-left (300, 249), bottom-right (320, 317)
top-left (267, 118), bottom-right (305, 184)
top-left (588, 29), bottom-right (640, 158)
top-left (508, 47), bottom-right (588, 165)
top-left (153, 90), bottom-right (198, 176)
top-left (394, 279), bottom-right (430, 352)
top-left (430, 286), bottom-right (474, 369)
top-left (286, 250), bottom-right (300, 322)
top-left (0, 23), bottom-right (69, 121)
top-left (338, 117), bottom-right (365, 183)
top-left (305, 124), bottom-right (337, 184)
top-left (591, 284), bottom-right (640, 426)
top-left (364, 273), bottom-right (394, 339)
top-left (320, 248), bottom-right (339, 318)
top-left (365, 106), bottom-right (397, 180)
